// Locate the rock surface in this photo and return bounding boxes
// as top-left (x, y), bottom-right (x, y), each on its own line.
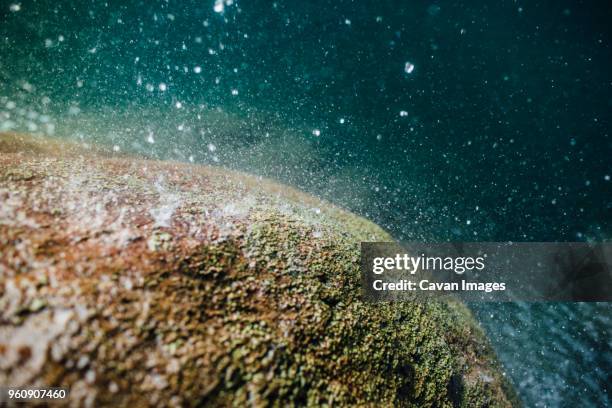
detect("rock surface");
top-left (0, 132), bottom-right (517, 407)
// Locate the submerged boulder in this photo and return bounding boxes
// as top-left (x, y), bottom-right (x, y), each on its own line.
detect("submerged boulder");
top-left (0, 133), bottom-right (517, 407)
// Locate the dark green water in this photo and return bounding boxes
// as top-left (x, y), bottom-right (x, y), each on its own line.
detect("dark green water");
top-left (1, 0), bottom-right (611, 405)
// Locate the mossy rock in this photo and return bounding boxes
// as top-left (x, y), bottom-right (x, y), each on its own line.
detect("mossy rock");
top-left (0, 133), bottom-right (518, 407)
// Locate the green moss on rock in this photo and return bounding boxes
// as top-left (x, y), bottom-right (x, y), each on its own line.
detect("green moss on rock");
top-left (0, 133), bottom-right (518, 407)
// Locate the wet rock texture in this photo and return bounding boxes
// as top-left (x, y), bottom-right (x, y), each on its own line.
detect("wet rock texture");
top-left (0, 133), bottom-right (517, 407)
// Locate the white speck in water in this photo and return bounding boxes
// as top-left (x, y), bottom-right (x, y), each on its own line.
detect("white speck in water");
top-left (177, 124), bottom-right (184, 131)
top-left (339, 118), bottom-right (345, 124)
top-left (313, 129), bottom-right (321, 136)
top-left (194, 66), bottom-right (202, 74)
top-left (605, 175), bottom-right (610, 181)
top-left (150, 178), bottom-right (181, 227)
top-left (345, 19), bottom-right (351, 25)
top-left (85, 369), bottom-right (96, 384)
top-left (159, 83), bottom-right (167, 91)
top-left (123, 278), bottom-right (133, 290)
top-left (145, 83), bottom-right (154, 92)
top-left (376, 134), bottom-right (382, 141)
top-left (188, 155), bottom-right (194, 163)
top-left (175, 101), bottom-right (182, 109)
top-left (109, 382), bottom-right (119, 393)
top-left (207, 143), bottom-right (217, 152)
top-left (76, 79), bottom-right (84, 87)
top-left (399, 110), bottom-right (408, 117)
top-left (404, 62), bottom-right (415, 74)
top-left (466, 220), bottom-right (471, 225)
top-left (313, 207), bottom-right (321, 214)
top-left (113, 145), bottom-right (120, 152)
top-left (150, 374), bottom-right (168, 390)
top-left (231, 89), bottom-right (239, 95)
top-left (9, 3), bottom-right (21, 12)
top-left (58, 35), bottom-right (65, 42)
top-left (44, 38), bottom-right (53, 48)
top-left (146, 132), bottom-right (155, 144)
top-left (214, 0), bottom-right (224, 13)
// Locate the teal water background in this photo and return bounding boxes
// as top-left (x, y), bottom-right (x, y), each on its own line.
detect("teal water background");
top-left (1, 1), bottom-right (611, 405)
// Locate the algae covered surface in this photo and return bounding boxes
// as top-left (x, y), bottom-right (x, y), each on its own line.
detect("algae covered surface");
top-left (0, 133), bottom-right (516, 406)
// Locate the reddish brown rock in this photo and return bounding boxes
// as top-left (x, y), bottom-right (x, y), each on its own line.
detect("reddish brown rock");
top-left (0, 132), bottom-right (517, 407)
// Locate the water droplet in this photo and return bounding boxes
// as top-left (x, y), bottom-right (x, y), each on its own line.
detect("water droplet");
top-left (213, 0), bottom-right (224, 13)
